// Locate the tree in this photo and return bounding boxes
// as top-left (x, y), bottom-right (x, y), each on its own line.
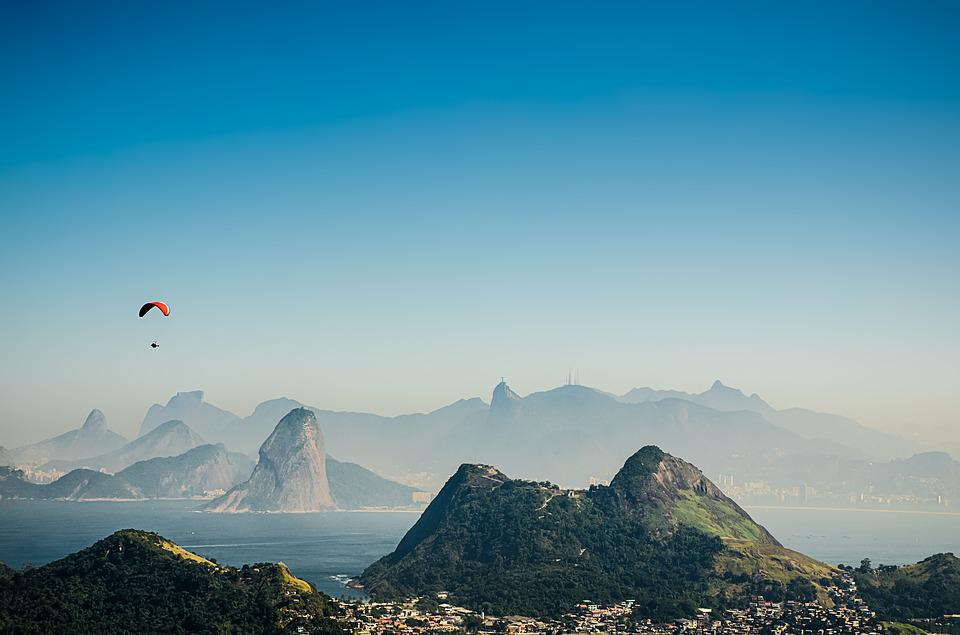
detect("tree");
top-left (463, 614), bottom-right (483, 632)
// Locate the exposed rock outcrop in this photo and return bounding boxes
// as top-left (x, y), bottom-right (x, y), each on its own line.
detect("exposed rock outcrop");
top-left (204, 408), bottom-right (337, 512)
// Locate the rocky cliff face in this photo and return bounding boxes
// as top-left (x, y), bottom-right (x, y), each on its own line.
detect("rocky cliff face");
top-left (80, 409), bottom-right (108, 433)
top-left (487, 380), bottom-right (521, 421)
top-left (604, 446), bottom-right (781, 545)
top-left (222, 397), bottom-right (312, 454)
top-left (204, 408), bottom-right (337, 512)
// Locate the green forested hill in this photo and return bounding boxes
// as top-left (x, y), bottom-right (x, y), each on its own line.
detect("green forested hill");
top-left (0, 529), bottom-right (344, 634)
top-left (360, 446), bottom-right (833, 619)
top-left (850, 553), bottom-right (960, 620)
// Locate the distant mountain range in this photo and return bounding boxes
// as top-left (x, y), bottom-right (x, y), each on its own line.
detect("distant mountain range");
top-left (619, 380), bottom-right (912, 459)
top-left (114, 444), bottom-right (254, 498)
top-left (167, 381), bottom-right (897, 491)
top-left (804, 450), bottom-right (960, 502)
top-left (2, 380), bottom-right (941, 499)
top-left (41, 419), bottom-right (207, 473)
top-left (0, 444), bottom-right (253, 500)
top-left (474, 382), bottom-right (850, 487)
top-left (1, 407), bottom-right (424, 508)
top-left (0, 410), bottom-right (127, 467)
top-left (359, 446), bottom-right (834, 619)
top-left (294, 380), bottom-right (923, 490)
top-left (0, 466), bottom-right (141, 501)
top-left (326, 456), bottom-right (425, 510)
top-left (139, 390), bottom-right (240, 439)
top-left (223, 397), bottom-right (310, 454)
top-left (205, 408), bottom-right (426, 512)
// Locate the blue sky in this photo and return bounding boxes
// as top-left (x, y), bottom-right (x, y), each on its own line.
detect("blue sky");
top-left (1, 1), bottom-right (958, 443)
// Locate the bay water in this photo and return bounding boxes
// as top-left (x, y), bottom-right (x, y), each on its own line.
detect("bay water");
top-left (1, 500), bottom-right (957, 598)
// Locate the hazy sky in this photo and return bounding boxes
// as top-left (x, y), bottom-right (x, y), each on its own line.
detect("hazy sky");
top-left (1, 2), bottom-right (958, 445)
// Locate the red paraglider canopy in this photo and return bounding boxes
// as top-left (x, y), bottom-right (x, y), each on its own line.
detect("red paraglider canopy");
top-left (139, 301), bottom-right (170, 317)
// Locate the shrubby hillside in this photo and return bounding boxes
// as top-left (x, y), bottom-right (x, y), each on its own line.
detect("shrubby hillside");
top-left (0, 529), bottom-right (344, 634)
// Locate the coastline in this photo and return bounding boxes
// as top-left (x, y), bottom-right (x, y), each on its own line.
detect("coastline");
top-left (745, 505), bottom-right (960, 517)
top-left (0, 496), bottom-right (215, 503)
top-left (1, 498), bottom-right (424, 512)
top-left (195, 506), bottom-right (425, 514)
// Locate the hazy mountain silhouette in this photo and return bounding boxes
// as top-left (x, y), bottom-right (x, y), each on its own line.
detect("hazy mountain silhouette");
top-left (42, 420), bottom-right (206, 473)
top-left (2, 409), bottom-right (127, 466)
top-left (116, 444), bottom-right (255, 498)
top-left (221, 397), bottom-right (317, 454)
top-left (0, 444), bottom-right (253, 500)
top-left (139, 391), bottom-right (240, 440)
top-left (192, 381), bottom-right (906, 491)
top-left (620, 380), bottom-right (913, 459)
top-left (206, 408), bottom-right (427, 512)
top-left (325, 456), bottom-right (425, 509)
top-left (11, 380), bottom-right (925, 495)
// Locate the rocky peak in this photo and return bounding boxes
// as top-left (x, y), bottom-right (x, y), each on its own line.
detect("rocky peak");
top-left (698, 380), bottom-right (775, 416)
top-left (204, 408), bottom-right (336, 513)
top-left (708, 379), bottom-right (738, 394)
top-left (610, 445), bottom-right (725, 502)
top-left (170, 390), bottom-right (204, 405)
top-left (140, 390), bottom-right (240, 438)
top-left (428, 397), bottom-right (489, 416)
top-left (451, 463), bottom-right (509, 488)
top-left (390, 462), bottom-right (510, 559)
top-left (149, 419), bottom-right (197, 438)
top-left (258, 408), bottom-right (321, 459)
top-left (250, 397), bottom-right (302, 416)
top-left (80, 409), bottom-right (107, 433)
top-left (489, 380), bottom-right (521, 419)
top-left (604, 446), bottom-right (780, 545)
top-left (360, 446), bottom-right (808, 617)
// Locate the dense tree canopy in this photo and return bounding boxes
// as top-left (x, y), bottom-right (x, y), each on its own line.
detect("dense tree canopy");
top-left (849, 553), bottom-right (960, 620)
top-left (0, 530), bottom-right (345, 634)
top-left (361, 450), bottom-right (831, 619)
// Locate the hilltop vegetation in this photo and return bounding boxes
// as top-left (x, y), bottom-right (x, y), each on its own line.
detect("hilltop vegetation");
top-left (360, 446), bottom-right (834, 619)
top-left (0, 529), bottom-right (344, 634)
top-left (848, 553), bottom-right (960, 620)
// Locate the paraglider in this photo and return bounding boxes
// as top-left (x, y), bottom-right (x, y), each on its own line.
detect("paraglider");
top-left (139, 301), bottom-right (170, 349)
top-left (138, 301), bottom-right (170, 317)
